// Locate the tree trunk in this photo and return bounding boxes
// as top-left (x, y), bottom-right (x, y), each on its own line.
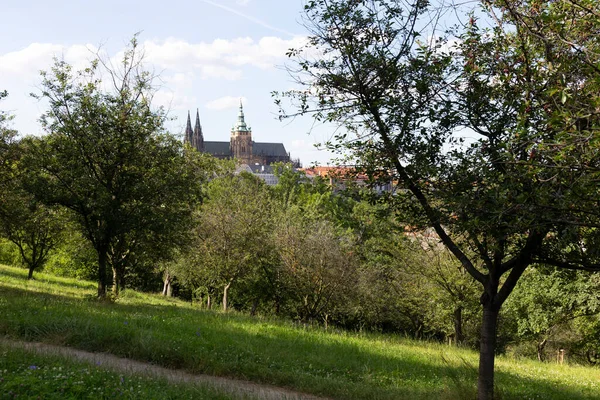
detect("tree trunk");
top-left (223, 281), bottom-right (232, 311)
top-left (97, 248), bottom-right (108, 298)
top-left (478, 305), bottom-right (499, 400)
top-left (274, 296), bottom-right (280, 314)
top-left (118, 271), bottom-right (126, 293)
top-left (207, 294), bottom-right (212, 310)
top-left (250, 299), bottom-right (258, 316)
top-left (454, 306), bottom-right (464, 346)
top-left (112, 267), bottom-right (119, 295)
top-left (27, 265), bottom-right (34, 280)
top-left (537, 338), bottom-right (547, 362)
top-left (162, 271), bottom-right (172, 297)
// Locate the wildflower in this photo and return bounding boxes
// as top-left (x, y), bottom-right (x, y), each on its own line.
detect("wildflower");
top-left (29, 365), bottom-right (39, 370)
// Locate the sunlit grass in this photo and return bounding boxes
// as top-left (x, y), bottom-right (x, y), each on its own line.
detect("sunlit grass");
top-left (0, 344), bottom-right (236, 399)
top-left (1, 264), bottom-right (599, 399)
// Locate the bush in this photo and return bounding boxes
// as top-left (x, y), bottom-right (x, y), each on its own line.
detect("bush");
top-left (44, 231), bottom-right (96, 279)
top-left (0, 237), bottom-right (20, 266)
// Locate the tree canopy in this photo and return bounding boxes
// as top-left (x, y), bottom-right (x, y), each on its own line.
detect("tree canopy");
top-left (26, 37), bottom-right (203, 297)
top-left (277, 0), bottom-right (600, 398)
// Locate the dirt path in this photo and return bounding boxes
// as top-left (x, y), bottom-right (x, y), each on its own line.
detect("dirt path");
top-left (1, 338), bottom-right (329, 400)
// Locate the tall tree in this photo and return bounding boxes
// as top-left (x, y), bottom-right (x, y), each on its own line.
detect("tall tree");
top-left (278, 1), bottom-right (600, 398)
top-left (27, 37), bottom-right (201, 297)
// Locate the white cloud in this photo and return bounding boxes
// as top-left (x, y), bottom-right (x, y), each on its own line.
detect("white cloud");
top-left (206, 96), bottom-right (247, 111)
top-left (152, 90), bottom-right (197, 112)
top-left (161, 72), bottom-right (194, 87)
top-left (0, 43), bottom-right (97, 78)
top-left (236, 0), bottom-right (251, 5)
top-left (143, 36), bottom-right (307, 77)
top-left (199, 65), bottom-right (243, 80)
top-left (0, 36), bottom-right (307, 84)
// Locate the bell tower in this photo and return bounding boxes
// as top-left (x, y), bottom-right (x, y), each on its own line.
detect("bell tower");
top-left (230, 100), bottom-right (253, 162)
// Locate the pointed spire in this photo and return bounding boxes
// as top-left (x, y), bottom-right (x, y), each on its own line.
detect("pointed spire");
top-left (194, 108), bottom-right (204, 152)
top-left (184, 111), bottom-right (194, 145)
top-left (235, 99), bottom-right (248, 131)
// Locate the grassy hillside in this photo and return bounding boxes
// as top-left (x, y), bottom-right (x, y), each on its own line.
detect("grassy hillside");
top-left (0, 344), bottom-right (235, 399)
top-left (1, 264), bottom-right (599, 399)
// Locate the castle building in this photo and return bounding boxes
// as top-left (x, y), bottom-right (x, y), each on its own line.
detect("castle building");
top-left (185, 101), bottom-right (291, 166)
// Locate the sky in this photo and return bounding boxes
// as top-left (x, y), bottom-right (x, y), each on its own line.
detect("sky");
top-left (0, 0), bottom-right (338, 166)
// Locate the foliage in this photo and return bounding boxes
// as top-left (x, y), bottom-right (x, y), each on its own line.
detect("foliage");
top-left (43, 228), bottom-right (97, 280)
top-left (277, 1), bottom-right (600, 398)
top-left (275, 206), bottom-right (357, 324)
top-left (0, 90), bottom-right (16, 179)
top-left (504, 267), bottom-right (600, 362)
top-left (26, 36), bottom-right (203, 296)
top-left (0, 238), bottom-right (21, 267)
top-left (0, 93), bottom-right (65, 279)
top-left (176, 173), bottom-right (275, 311)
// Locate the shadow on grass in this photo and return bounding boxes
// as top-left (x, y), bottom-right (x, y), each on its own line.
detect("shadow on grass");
top-left (0, 284), bottom-right (595, 400)
top-left (0, 267), bottom-right (31, 280)
top-left (0, 267), bottom-right (96, 291)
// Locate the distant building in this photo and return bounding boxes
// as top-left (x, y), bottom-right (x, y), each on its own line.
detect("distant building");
top-left (184, 101), bottom-right (292, 166)
top-left (301, 166), bottom-right (394, 195)
top-left (236, 163), bottom-right (279, 186)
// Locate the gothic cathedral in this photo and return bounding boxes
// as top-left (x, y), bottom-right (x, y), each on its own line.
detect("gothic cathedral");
top-left (185, 101), bottom-right (291, 166)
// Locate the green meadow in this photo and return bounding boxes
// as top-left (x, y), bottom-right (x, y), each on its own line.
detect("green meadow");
top-left (0, 344), bottom-right (235, 400)
top-left (1, 264), bottom-right (599, 400)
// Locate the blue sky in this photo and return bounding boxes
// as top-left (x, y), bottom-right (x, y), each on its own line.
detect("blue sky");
top-left (0, 0), bottom-right (337, 165)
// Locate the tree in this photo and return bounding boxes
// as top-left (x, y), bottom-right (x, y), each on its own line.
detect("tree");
top-left (278, 1), bottom-right (600, 398)
top-left (504, 267), bottom-right (600, 362)
top-left (0, 176), bottom-right (65, 280)
top-left (349, 200), bottom-right (480, 341)
top-left (0, 93), bottom-right (64, 279)
top-left (27, 37), bottom-right (201, 297)
top-left (0, 90), bottom-right (16, 188)
top-left (183, 173), bottom-right (275, 311)
top-left (275, 206), bottom-right (357, 325)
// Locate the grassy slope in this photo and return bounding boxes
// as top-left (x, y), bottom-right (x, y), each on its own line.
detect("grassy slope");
top-left (0, 344), bottom-right (235, 400)
top-left (1, 264), bottom-right (599, 400)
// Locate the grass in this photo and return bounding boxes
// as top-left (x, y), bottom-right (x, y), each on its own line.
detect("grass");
top-left (0, 344), bottom-right (236, 399)
top-left (1, 264), bottom-right (600, 399)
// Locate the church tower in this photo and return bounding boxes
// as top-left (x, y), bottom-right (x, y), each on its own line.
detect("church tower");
top-left (184, 111), bottom-right (194, 147)
top-left (193, 109), bottom-right (204, 152)
top-left (230, 100), bottom-right (253, 162)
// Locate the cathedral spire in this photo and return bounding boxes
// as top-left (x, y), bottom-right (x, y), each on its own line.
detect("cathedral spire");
top-left (235, 99), bottom-right (249, 131)
top-left (194, 108), bottom-right (204, 152)
top-left (184, 111), bottom-right (194, 146)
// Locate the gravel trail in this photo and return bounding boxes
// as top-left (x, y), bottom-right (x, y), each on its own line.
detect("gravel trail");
top-left (1, 338), bottom-right (330, 400)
